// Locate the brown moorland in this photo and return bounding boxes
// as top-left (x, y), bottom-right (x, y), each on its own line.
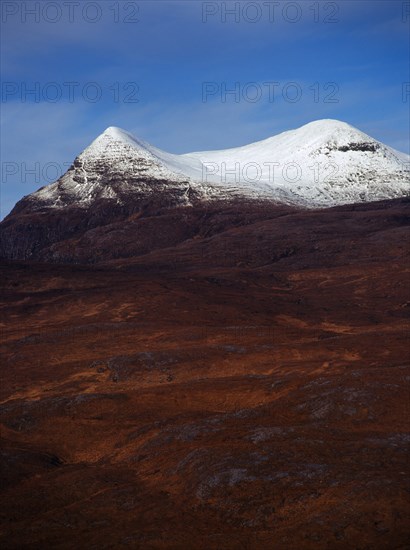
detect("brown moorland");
top-left (0, 198), bottom-right (409, 549)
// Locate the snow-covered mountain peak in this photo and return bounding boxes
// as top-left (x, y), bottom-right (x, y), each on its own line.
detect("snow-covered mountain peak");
top-left (78, 126), bottom-right (203, 181)
top-left (26, 119), bottom-right (410, 210)
top-left (82, 125), bottom-right (150, 158)
top-left (102, 125), bottom-right (131, 139)
top-left (299, 118), bottom-right (362, 133)
top-left (292, 119), bottom-right (383, 152)
top-left (291, 118), bottom-right (371, 144)
top-left (31, 124), bottom-right (206, 209)
top-left (184, 119), bottom-right (385, 163)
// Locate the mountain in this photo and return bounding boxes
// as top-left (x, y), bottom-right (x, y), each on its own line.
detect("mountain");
top-left (1, 119), bottom-right (409, 262)
top-left (9, 119), bottom-right (410, 210)
top-left (186, 119), bottom-right (409, 205)
top-left (1, 122), bottom-right (410, 548)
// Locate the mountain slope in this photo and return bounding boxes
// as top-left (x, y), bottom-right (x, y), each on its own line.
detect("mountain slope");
top-left (20, 126), bottom-right (213, 213)
top-left (186, 119), bottom-right (410, 205)
top-left (0, 119), bottom-right (409, 261)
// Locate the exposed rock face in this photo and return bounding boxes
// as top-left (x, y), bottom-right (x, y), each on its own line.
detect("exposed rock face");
top-left (336, 141), bottom-right (380, 153)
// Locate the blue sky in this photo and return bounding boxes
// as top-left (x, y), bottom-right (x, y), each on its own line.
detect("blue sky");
top-left (1, 0), bottom-right (409, 217)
